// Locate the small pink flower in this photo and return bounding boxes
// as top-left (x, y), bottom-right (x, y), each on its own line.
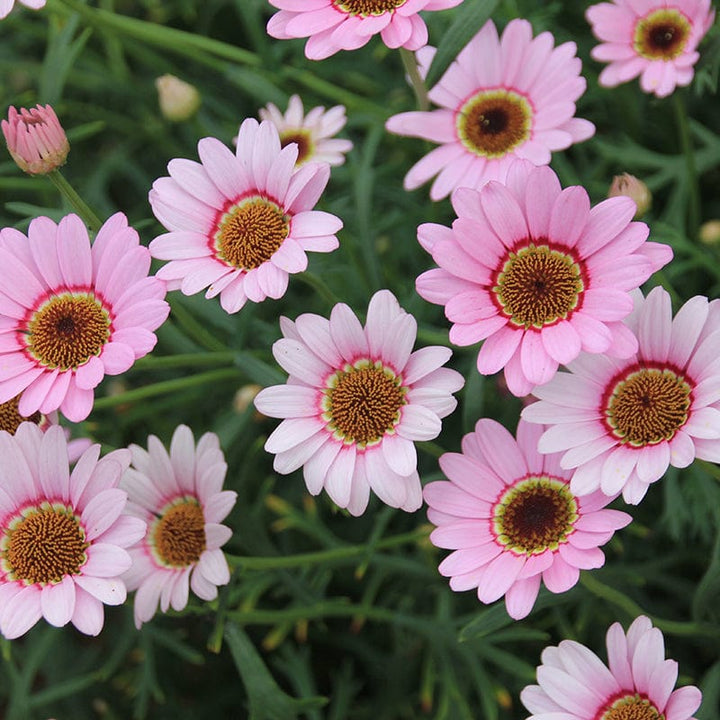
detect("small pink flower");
top-left (522, 615), bottom-right (702, 720)
top-left (121, 425), bottom-right (237, 628)
top-left (254, 290), bottom-right (464, 515)
top-left (2, 104), bottom-right (68, 175)
top-left (385, 19), bottom-right (595, 200)
top-left (522, 286), bottom-right (720, 504)
top-left (587, 0), bottom-right (715, 98)
top-left (149, 118), bottom-right (342, 314)
top-left (266, 0), bottom-right (462, 61)
top-left (424, 419), bottom-right (631, 619)
top-left (0, 423), bottom-right (146, 638)
top-left (0, 213), bottom-right (169, 422)
top-left (0, 0), bottom-right (44, 20)
top-left (415, 161), bottom-right (672, 397)
top-left (258, 94), bottom-right (353, 167)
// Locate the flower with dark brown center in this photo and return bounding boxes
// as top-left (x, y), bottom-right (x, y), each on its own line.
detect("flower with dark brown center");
top-left (151, 500), bottom-right (207, 567)
top-left (634, 9), bottom-right (691, 60)
top-left (280, 131), bottom-right (314, 165)
top-left (0, 395), bottom-right (42, 434)
top-left (334, 0), bottom-right (406, 16)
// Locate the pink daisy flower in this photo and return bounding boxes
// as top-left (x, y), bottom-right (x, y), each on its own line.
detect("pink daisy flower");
top-left (0, 423), bottom-right (145, 638)
top-left (258, 94), bottom-right (353, 167)
top-left (2, 104), bottom-right (68, 175)
top-left (0, 213), bottom-right (169, 423)
top-left (266, 0), bottom-right (462, 61)
top-left (0, 0), bottom-right (44, 20)
top-left (522, 615), bottom-right (702, 720)
top-left (522, 286), bottom-right (720, 504)
top-left (149, 118), bottom-right (342, 314)
top-left (423, 419), bottom-right (631, 620)
top-left (121, 425), bottom-right (237, 628)
top-left (385, 19), bottom-right (595, 201)
top-left (587, 0), bottom-right (715, 98)
top-left (254, 290), bottom-right (464, 516)
top-left (415, 161), bottom-right (673, 397)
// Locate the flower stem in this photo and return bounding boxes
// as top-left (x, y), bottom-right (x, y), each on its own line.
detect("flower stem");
top-left (131, 352), bottom-right (237, 371)
top-left (399, 48), bottom-right (430, 111)
top-left (46, 170), bottom-right (102, 232)
top-left (673, 93), bottom-right (701, 237)
top-left (296, 272), bottom-right (342, 306)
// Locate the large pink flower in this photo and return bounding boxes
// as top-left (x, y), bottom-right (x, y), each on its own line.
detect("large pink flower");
top-left (0, 423), bottom-right (146, 638)
top-left (149, 119), bottom-right (342, 314)
top-left (0, 213), bottom-right (169, 422)
top-left (254, 290), bottom-right (464, 515)
top-left (121, 425), bottom-right (237, 628)
top-left (266, 0), bottom-right (462, 61)
top-left (522, 286), bottom-right (720, 504)
top-left (415, 161), bottom-right (672, 397)
top-left (587, 0), bottom-right (715, 98)
top-left (424, 419), bottom-right (631, 619)
top-left (385, 19), bottom-right (595, 200)
top-left (522, 615), bottom-right (702, 720)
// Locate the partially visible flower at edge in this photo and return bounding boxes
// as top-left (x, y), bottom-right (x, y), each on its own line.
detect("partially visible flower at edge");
top-left (2, 104), bottom-right (68, 175)
top-left (156, 74), bottom-right (201, 123)
top-left (0, 0), bottom-right (45, 20)
top-left (521, 615), bottom-right (702, 720)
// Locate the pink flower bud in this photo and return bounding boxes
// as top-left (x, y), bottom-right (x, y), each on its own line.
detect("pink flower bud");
top-left (1, 104), bottom-right (69, 175)
top-left (608, 172), bottom-right (652, 219)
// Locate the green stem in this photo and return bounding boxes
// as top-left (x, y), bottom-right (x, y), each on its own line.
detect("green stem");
top-left (296, 272), bottom-right (342, 306)
top-left (131, 352), bottom-right (237, 371)
top-left (168, 298), bottom-right (229, 352)
top-left (227, 528), bottom-right (428, 570)
top-left (399, 48), bottom-right (429, 111)
top-left (673, 93), bottom-right (701, 237)
top-left (46, 170), bottom-right (102, 232)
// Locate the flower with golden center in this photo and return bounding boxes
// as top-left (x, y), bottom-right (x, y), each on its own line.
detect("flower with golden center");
top-left (424, 419), bottom-right (631, 619)
top-left (121, 425), bottom-right (237, 628)
top-left (385, 19), bottom-right (595, 200)
top-left (0, 213), bottom-right (169, 422)
top-left (149, 119), bottom-right (342, 314)
top-left (0, 423), bottom-right (145, 638)
top-left (1, 104), bottom-right (68, 175)
top-left (254, 290), bottom-right (464, 516)
top-left (523, 286), bottom-right (720, 504)
top-left (587, 0), bottom-right (715, 98)
top-left (522, 616), bottom-right (702, 720)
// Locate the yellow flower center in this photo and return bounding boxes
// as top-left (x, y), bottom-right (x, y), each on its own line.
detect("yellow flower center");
top-left (599, 694), bottom-right (663, 720)
top-left (151, 499), bottom-right (206, 567)
top-left (634, 9), bottom-right (691, 60)
top-left (333, 0), bottom-right (407, 16)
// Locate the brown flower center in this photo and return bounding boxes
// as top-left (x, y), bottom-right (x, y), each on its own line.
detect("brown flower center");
top-left (2, 504), bottom-right (88, 585)
top-left (599, 694), bottom-right (663, 720)
top-left (605, 367), bottom-right (692, 447)
top-left (152, 500), bottom-right (206, 567)
top-left (214, 197), bottom-right (289, 271)
top-left (493, 244), bottom-right (584, 328)
top-left (0, 395), bottom-right (42, 434)
top-left (280, 131), bottom-right (314, 165)
top-left (24, 293), bottom-right (111, 371)
top-left (457, 89), bottom-right (532, 158)
top-left (634, 9), bottom-right (691, 60)
top-left (493, 476), bottom-right (578, 555)
top-left (334, 0), bottom-right (406, 16)
top-left (323, 362), bottom-right (407, 446)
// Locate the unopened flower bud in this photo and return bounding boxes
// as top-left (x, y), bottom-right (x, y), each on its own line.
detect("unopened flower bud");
top-left (699, 219), bottom-right (720, 245)
top-left (155, 74), bottom-right (200, 122)
top-left (1, 104), bottom-right (69, 175)
top-left (608, 173), bottom-right (651, 219)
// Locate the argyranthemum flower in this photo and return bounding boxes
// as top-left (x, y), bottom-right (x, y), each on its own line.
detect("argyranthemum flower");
top-left (258, 95), bottom-right (353, 167)
top-left (0, 0), bottom-right (44, 20)
top-left (149, 118), bottom-right (342, 314)
top-left (121, 425), bottom-right (237, 628)
top-left (385, 19), bottom-right (595, 200)
top-left (522, 615), bottom-right (702, 720)
top-left (0, 423), bottom-right (145, 638)
top-left (254, 290), bottom-right (464, 516)
top-left (424, 419), bottom-right (631, 619)
top-left (522, 286), bottom-right (720, 504)
top-left (587, 0), bottom-right (715, 98)
top-left (266, 0), bottom-right (462, 61)
top-left (415, 161), bottom-right (673, 397)
top-left (0, 213), bottom-right (169, 423)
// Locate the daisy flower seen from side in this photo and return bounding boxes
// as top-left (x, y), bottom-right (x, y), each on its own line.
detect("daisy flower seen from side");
top-left (385, 19), bottom-right (595, 200)
top-left (258, 95), bottom-right (353, 167)
top-left (587, 0), bottom-right (715, 98)
top-left (0, 213), bottom-right (169, 422)
top-left (522, 615), bottom-right (702, 720)
top-left (424, 419), bottom-right (631, 619)
top-left (415, 161), bottom-right (673, 397)
top-left (0, 423), bottom-right (145, 638)
top-left (121, 425), bottom-right (237, 628)
top-left (522, 286), bottom-right (720, 504)
top-left (0, 0), bottom-right (45, 20)
top-left (266, 0), bottom-right (463, 61)
top-left (254, 290), bottom-right (464, 516)
top-left (149, 119), bottom-right (342, 314)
